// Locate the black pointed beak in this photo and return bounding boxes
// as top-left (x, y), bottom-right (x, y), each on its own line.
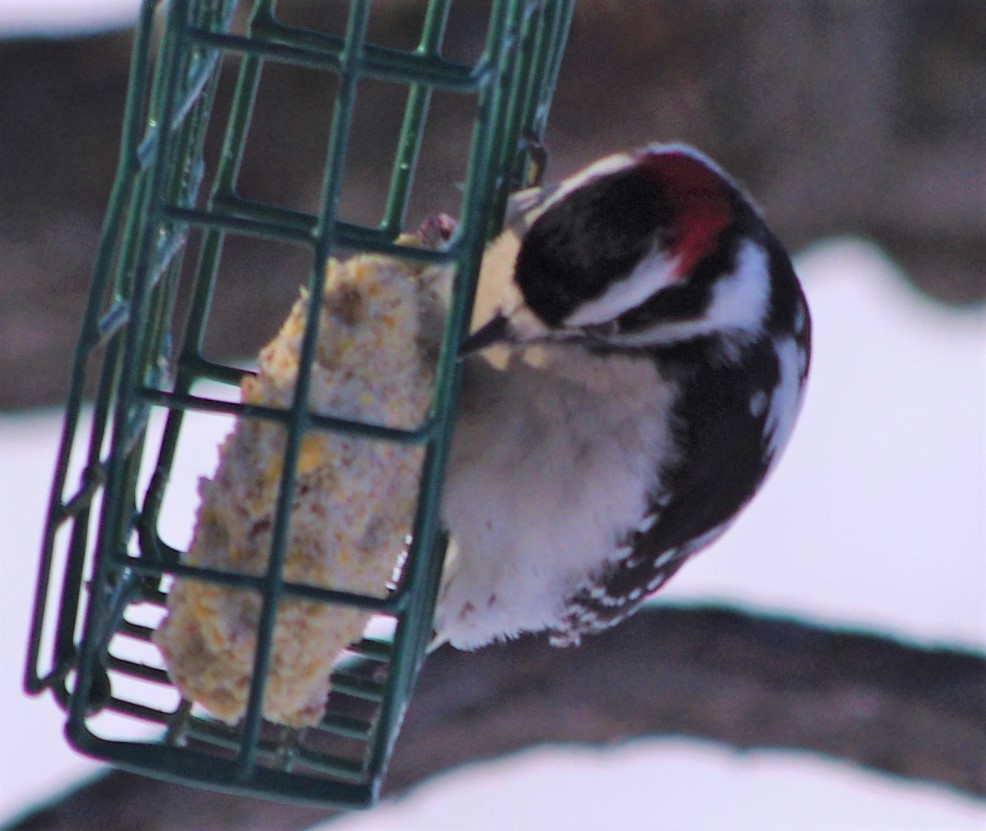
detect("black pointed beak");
top-left (458, 313), bottom-right (511, 357)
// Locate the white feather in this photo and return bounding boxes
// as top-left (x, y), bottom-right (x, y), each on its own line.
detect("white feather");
top-left (437, 345), bottom-right (679, 649)
top-left (599, 241), bottom-right (772, 351)
top-left (765, 336), bottom-right (806, 465)
top-left (563, 249), bottom-right (680, 328)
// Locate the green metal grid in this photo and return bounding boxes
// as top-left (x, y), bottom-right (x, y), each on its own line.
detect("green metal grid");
top-left (24, 0), bottom-right (573, 808)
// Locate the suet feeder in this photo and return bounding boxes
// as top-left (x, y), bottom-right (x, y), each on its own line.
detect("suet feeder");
top-left (25, 0), bottom-right (572, 807)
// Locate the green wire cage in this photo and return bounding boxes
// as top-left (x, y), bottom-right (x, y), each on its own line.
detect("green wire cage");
top-left (25, 0), bottom-right (573, 808)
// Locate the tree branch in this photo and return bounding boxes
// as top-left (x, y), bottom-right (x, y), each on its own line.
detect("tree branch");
top-left (8, 605), bottom-right (984, 831)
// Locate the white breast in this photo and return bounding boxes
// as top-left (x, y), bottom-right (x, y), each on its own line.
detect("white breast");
top-left (436, 344), bottom-right (677, 649)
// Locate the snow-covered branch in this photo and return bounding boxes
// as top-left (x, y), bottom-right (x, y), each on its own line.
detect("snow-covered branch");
top-left (9, 605), bottom-right (983, 831)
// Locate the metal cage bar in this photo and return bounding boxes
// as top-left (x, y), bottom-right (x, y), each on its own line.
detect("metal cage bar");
top-left (25, 0), bottom-right (574, 808)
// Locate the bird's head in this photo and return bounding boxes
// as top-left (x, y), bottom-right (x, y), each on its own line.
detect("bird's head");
top-left (461, 144), bottom-right (790, 359)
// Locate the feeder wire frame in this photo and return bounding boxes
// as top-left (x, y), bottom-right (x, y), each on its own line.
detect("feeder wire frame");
top-left (24, 0), bottom-right (574, 808)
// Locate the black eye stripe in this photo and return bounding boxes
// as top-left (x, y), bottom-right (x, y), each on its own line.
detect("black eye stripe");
top-left (612, 225), bottom-right (745, 332)
top-left (616, 284), bottom-right (710, 331)
top-left (580, 320), bottom-right (622, 341)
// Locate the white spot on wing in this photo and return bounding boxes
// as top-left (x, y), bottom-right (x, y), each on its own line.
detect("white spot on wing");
top-left (680, 524), bottom-right (729, 557)
top-left (793, 301), bottom-right (807, 336)
top-left (798, 341), bottom-right (810, 379)
top-left (765, 336), bottom-right (805, 464)
top-left (750, 389), bottom-right (769, 418)
top-left (653, 548), bottom-right (679, 569)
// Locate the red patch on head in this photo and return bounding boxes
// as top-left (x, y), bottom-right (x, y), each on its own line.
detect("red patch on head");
top-left (640, 149), bottom-right (732, 277)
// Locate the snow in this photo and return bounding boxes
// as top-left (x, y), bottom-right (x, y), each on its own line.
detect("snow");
top-left (0, 0), bottom-right (139, 38)
top-left (2, 238), bottom-right (983, 827)
top-left (330, 742), bottom-right (986, 831)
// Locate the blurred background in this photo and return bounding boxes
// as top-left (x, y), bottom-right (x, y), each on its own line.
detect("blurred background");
top-left (1, 1), bottom-right (983, 828)
top-left (1, 0), bottom-right (984, 410)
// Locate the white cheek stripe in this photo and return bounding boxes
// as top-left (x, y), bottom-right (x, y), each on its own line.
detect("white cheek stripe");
top-left (562, 249), bottom-right (681, 328)
top-left (591, 241), bottom-right (773, 351)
